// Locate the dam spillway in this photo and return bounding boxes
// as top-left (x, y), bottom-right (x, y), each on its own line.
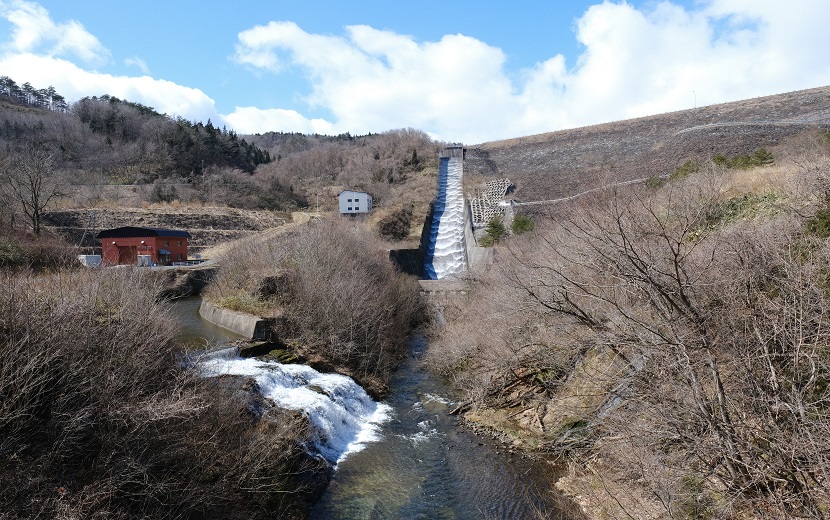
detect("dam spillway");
top-left (423, 153), bottom-right (467, 280)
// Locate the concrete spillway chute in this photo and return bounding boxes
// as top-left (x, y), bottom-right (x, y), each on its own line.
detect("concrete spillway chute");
top-left (423, 151), bottom-right (467, 280)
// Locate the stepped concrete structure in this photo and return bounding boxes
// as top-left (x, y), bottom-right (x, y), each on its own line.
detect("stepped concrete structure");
top-left (469, 178), bottom-right (514, 227)
top-left (423, 145), bottom-right (467, 280)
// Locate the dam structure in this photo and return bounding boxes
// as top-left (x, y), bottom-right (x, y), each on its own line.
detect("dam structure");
top-left (423, 145), bottom-right (467, 280)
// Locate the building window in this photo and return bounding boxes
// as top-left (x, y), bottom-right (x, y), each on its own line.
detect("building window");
top-left (178, 254), bottom-right (183, 260)
top-left (347, 198), bottom-right (352, 202)
top-left (355, 207), bottom-right (360, 211)
top-left (348, 207), bottom-right (352, 211)
top-left (164, 240), bottom-right (169, 246)
top-left (177, 240), bottom-right (182, 246)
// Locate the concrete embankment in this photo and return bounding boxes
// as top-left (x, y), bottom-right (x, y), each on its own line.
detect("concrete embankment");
top-left (198, 300), bottom-right (273, 340)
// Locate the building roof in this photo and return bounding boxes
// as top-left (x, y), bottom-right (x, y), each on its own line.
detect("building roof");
top-left (97, 226), bottom-right (192, 239)
top-left (338, 190), bottom-right (371, 197)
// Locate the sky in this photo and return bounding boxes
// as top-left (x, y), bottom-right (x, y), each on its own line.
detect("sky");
top-left (0, 0), bottom-right (829, 144)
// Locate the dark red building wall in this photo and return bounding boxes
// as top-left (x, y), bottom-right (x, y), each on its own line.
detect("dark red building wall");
top-left (100, 236), bottom-right (188, 266)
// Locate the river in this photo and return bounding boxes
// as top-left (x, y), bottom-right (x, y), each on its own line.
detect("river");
top-left (170, 298), bottom-right (576, 519)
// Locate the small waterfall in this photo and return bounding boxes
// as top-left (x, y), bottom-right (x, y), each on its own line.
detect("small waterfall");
top-left (424, 156), bottom-right (467, 279)
top-left (197, 354), bottom-right (391, 464)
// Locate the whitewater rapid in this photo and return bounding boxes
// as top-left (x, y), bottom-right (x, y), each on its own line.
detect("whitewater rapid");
top-left (424, 156), bottom-right (467, 279)
top-left (197, 352), bottom-right (391, 465)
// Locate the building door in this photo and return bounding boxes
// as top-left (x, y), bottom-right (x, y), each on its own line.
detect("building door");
top-left (157, 251), bottom-right (172, 266)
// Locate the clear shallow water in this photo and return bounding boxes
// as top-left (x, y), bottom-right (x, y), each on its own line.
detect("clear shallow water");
top-left (170, 296), bottom-right (245, 348)
top-left (171, 299), bottom-right (575, 519)
top-left (309, 335), bottom-right (573, 520)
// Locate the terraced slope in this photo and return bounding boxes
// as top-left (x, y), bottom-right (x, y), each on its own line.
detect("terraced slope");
top-left (43, 207), bottom-right (290, 257)
top-left (466, 85), bottom-right (830, 202)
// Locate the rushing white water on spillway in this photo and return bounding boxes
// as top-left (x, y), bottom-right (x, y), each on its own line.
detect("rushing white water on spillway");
top-left (424, 156), bottom-right (467, 279)
top-left (197, 353), bottom-right (391, 465)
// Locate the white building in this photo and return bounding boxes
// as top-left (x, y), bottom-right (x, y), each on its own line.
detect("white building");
top-left (338, 190), bottom-right (373, 215)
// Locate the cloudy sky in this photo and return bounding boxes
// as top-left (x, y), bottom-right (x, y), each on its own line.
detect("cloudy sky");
top-left (1, 0), bottom-right (828, 143)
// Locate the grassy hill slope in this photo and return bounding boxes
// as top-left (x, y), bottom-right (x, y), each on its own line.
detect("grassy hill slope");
top-left (466, 85), bottom-right (830, 201)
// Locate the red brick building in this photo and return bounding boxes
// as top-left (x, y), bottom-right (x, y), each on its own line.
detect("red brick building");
top-left (97, 227), bottom-right (191, 266)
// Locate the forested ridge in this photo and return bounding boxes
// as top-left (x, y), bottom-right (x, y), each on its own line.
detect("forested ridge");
top-left (0, 76), bottom-right (444, 257)
top-left (0, 76), bottom-right (68, 111)
top-left (0, 77), bottom-right (271, 179)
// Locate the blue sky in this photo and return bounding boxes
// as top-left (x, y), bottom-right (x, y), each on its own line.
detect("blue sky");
top-left (1, 0), bottom-right (829, 143)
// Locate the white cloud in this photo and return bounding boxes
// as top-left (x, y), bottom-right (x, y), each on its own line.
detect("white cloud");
top-left (548, 0), bottom-right (830, 128)
top-left (224, 106), bottom-right (336, 135)
top-left (232, 1), bottom-right (830, 143)
top-left (0, 53), bottom-right (218, 122)
top-left (2, 1), bottom-right (829, 144)
top-left (0, 0), bottom-right (109, 63)
top-left (0, 2), bottom-right (218, 123)
top-left (232, 22), bottom-right (518, 142)
top-left (124, 56), bottom-right (150, 75)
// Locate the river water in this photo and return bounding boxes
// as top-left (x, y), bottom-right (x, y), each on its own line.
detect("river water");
top-left (171, 298), bottom-right (576, 520)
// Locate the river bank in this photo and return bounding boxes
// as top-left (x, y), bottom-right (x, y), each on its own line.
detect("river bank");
top-left (0, 269), bottom-right (330, 520)
top-left (174, 298), bottom-right (583, 518)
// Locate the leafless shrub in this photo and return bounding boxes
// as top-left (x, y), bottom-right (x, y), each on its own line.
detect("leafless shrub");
top-left (436, 156), bottom-right (830, 517)
top-left (0, 227), bottom-right (76, 270)
top-left (205, 219), bottom-right (426, 394)
top-left (0, 268), bottom-right (326, 519)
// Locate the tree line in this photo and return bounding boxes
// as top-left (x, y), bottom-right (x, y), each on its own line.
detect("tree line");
top-left (0, 79), bottom-right (271, 181)
top-left (0, 76), bottom-right (68, 112)
top-left (0, 78), bottom-right (284, 235)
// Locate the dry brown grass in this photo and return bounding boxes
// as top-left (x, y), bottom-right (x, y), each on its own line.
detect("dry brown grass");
top-left (0, 268), bottom-right (328, 519)
top-left (433, 135), bottom-right (830, 518)
top-left (467, 86), bottom-right (830, 204)
top-left (204, 218), bottom-right (426, 396)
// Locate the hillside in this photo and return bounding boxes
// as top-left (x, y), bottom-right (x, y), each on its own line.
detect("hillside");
top-left (433, 86), bottom-right (830, 519)
top-left (0, 78), bottom-right (442, 255)
top-left (467, 85), bottom-right (830, 202)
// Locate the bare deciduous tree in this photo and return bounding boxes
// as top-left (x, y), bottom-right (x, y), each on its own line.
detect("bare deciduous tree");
top-left (509, 180), bottom-right (830, 516)
top-left (0, 145), bottom-right (61, 235)
top-left (434, 163), bottom-right (830, 517)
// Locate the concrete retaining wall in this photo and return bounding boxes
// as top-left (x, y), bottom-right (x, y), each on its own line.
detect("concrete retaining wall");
top-left (199, 300), bottom-right (272, 340)
top-left (463, 200), bottom-right (493, 274)
top-left (418, 279), bottom-right (469, 306)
